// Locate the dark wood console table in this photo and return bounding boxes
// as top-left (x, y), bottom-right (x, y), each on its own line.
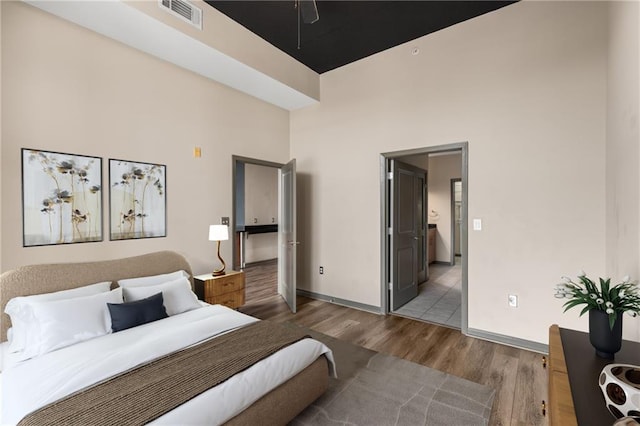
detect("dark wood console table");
top-left (548, 324), bottom-right (640, 425)
top-left (243, 224), bottom-right (278, 235)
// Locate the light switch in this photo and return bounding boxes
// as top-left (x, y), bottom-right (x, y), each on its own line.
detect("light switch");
top-left (473, 219), bottom-right (482, 231)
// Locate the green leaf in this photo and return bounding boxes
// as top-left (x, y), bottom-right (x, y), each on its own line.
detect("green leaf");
top-left (601, 278), bottom-right (610, 296)
top-left (563, 300), bottom-right (587, 312)
top-left (579, 275), bottom-right (592, 288)
top-left (583, 278), bottom-right (598, 296)
top-left (610, 288), bottom-right (619, 302)
top-left (579, 305), bottom-right (591, 317)
top-left (562, 299), bottom-right (584, 307)
top-left (609, 312), bottom-right (617, 330)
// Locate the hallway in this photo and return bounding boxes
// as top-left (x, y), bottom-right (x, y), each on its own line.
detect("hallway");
top-left (394, 258), bottom-right (462, 328)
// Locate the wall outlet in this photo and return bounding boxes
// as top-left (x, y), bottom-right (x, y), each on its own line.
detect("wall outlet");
top-left (508, 294), bottom-right (518, 307)
top-left (319, 266), bottom-right (324, 275)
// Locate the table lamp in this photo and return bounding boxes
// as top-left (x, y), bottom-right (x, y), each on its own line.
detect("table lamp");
top-left (209, 224), bottom-right (229, 276)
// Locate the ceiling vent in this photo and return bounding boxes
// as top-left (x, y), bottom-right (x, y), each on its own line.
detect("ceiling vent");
top-left (159, 0), bottom-right (202, 30)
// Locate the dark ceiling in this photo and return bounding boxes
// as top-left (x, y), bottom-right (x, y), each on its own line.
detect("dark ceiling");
top-left (205, 1), bottom-right (516, 74)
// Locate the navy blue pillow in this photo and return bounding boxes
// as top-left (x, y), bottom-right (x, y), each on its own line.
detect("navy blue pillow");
top-left (107, 292), bottom-right (168, 332)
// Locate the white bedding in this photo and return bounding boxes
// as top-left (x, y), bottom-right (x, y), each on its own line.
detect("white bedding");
top-left (0, 341), bottom-right (5, 421)
top-left (1, 304), bottom-right (334, 425)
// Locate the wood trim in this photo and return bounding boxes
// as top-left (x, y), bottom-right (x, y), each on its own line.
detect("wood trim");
top-left (548, 325), bottom-right (567, 374)
top-left (548, 325), bottom-right (577, 426)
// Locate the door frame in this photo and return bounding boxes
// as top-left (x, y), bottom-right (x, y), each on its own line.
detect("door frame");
top-left (379, 142), bottom-right (469, 335)
top-left (231, 155), bottom-right (284, 271)
top-left (451, 178), bottom-right (462, 264)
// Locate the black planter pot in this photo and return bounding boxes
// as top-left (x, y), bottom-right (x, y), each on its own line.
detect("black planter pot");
top-left (589, 309), bottom-right (623, 359)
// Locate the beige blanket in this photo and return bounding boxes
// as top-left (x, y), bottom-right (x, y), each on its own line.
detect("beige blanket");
top-left (19, 320), bottom-right (309, 426)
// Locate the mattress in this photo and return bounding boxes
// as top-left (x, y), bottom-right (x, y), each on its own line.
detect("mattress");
top-left (1, 304), bottom-right (334, 425)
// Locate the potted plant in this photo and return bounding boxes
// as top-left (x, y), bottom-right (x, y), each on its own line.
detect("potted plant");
top-left (554, 272), bottom-right (640, 359)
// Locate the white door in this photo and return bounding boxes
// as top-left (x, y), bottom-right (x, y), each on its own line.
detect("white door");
top-left (278, 159), bottom-right (297, 313)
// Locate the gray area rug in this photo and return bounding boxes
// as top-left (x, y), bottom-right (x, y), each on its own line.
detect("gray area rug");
top-left (290, 326), bottom-right (495, 426)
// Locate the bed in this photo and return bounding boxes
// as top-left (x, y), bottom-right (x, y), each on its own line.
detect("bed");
top-left (0, 251), bottom-right (334, 425)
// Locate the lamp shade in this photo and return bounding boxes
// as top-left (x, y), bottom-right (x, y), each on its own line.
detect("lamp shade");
top-left (209, 224), bottom-right (229, 241)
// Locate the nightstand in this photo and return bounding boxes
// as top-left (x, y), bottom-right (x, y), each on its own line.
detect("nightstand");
top-left (193, 270), bottom-right (245, 309)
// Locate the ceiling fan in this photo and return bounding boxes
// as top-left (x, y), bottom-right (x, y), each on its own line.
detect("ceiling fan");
top-left (295, 0), bottom-right (319, 48)
top-left (298, 0), bottom-right (319, 24)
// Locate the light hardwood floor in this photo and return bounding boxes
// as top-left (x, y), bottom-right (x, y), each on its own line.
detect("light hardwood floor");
top-left (239, 260), bottom-right (549, 426)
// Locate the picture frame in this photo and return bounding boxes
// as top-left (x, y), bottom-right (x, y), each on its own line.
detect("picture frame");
top-left (109, 159), bottom-right (166, 240)
top-left (22, 148), bottom-right (103, 247)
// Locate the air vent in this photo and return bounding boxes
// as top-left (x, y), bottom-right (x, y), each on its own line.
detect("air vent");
top-left (159, 0), bottom-right (202, 30)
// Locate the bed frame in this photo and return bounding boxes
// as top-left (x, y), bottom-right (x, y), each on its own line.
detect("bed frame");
top-left (0, 250), bottom-right (329, 425)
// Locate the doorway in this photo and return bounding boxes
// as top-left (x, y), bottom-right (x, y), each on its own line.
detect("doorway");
top-left (232, 155), bottom-right (298, 313)
top-left (380, 143), bottom-right (468, 333)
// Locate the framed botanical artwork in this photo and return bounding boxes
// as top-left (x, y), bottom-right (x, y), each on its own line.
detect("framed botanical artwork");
top-left (109, 159), bottom-right (166, 240)
top-left (22, 149), bottom-right (103, 247)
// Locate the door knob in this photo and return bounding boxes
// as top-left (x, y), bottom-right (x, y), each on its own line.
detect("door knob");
top-left (288, 241), bottom-right (301, 245)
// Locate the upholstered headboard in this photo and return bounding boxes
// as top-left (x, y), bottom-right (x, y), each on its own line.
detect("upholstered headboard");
top-left (0, 250), bottom-right (193, 342)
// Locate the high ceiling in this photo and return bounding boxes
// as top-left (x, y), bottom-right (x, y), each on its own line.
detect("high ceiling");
top-left (205, 1), bottom-right (517, 74)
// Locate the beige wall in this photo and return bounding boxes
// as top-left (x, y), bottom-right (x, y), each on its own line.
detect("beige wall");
top-left (1, 2), bottom-right (289, 273)
top-left (245, 164), bottom-right (278, 226)
top-left (606, 0), bottom-right (640, 341)
top-left (428, 153), bottom-right (462, 263)
top-left (291, 1), bottom-right (608, 344)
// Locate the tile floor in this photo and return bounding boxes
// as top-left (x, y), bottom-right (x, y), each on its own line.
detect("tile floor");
top-left (394, 258), bottom-right (462, 328)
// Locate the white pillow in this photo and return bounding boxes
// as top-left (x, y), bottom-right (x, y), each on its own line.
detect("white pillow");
top-left (117, 270), bottom-right (190, 288)
top-left (5, 281), bottom-right (112, 353)
top-left (22, 288), bottom-right (123, 360)
top-left (123, 277), bottom-right (200, 316)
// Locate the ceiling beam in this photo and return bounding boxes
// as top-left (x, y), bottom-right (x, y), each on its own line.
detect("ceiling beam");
top-left (25, 0), bottom-right (320, 111)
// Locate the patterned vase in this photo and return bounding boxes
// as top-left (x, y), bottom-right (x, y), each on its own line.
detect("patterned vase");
top-left (589, 309), bottom-right (623, 359)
